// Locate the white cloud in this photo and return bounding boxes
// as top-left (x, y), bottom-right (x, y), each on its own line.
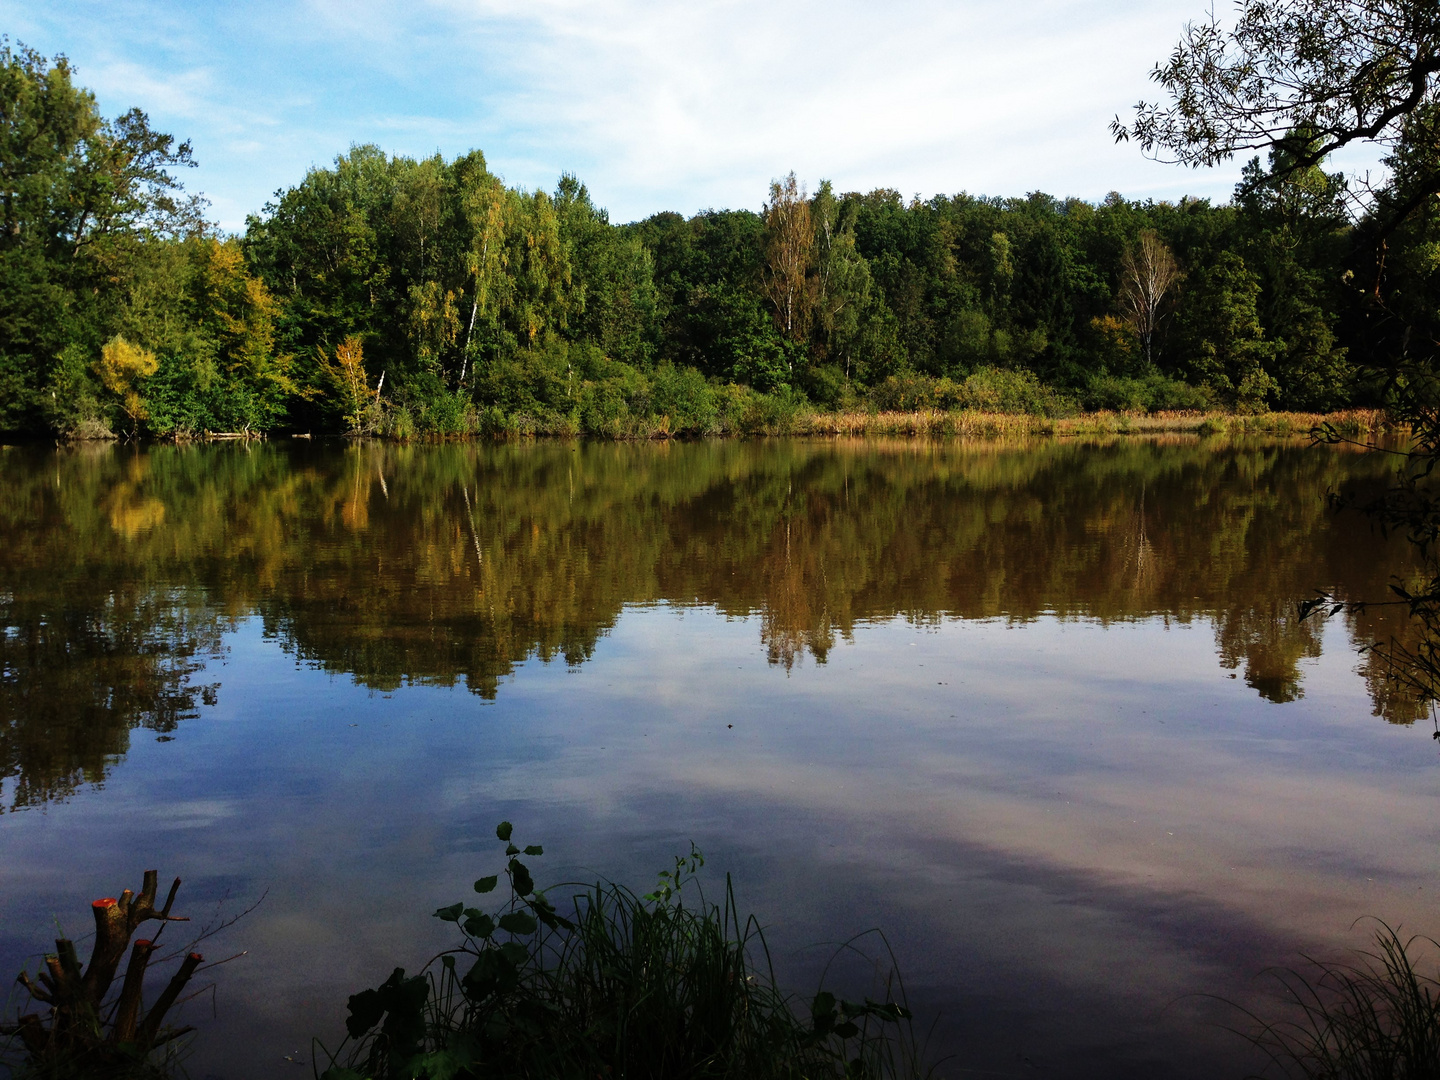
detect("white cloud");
top-left (370, 0), bottom-right (1248, 216)
top-left (3, 0), bottom-right (1260, 228)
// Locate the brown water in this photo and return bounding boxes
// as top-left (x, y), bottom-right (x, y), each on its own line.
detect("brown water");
top-left (0, 437), bottom-right (1436, 1079)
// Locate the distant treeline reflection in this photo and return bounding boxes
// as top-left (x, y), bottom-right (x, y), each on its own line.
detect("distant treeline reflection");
top-left (0, 438), bottom-right (1424, 809)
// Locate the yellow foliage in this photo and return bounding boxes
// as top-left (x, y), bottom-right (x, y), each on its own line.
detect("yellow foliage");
top-left (191, 237), bottom-right (294, 394)
top-left (94, 337), bottom-right (158, 425)
top-left (1090, 315), bottom-right (1138, 361)
top-left (408, 280), bottom-right (461, 372)
top-left (108, 497), bottom-right (166, 538)
top-left (318, 335), bottom-right (379, 433)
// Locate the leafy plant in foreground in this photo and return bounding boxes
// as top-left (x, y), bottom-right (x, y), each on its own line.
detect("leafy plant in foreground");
top-left (318, 823), bottom-right (931, 1080)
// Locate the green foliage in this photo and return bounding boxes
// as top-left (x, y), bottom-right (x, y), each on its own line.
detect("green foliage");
top-left (318, 824), bottom-right (931, 1080)
top-left (1080, 372), bottom-right (1214, 413)
top-left (4, 35), bottom-right (1427, 438)
top-left (42, 343), bottom-right (107, 437)
top-left (0, 40), bottom-right (290, 439)
top-left (868, 368), bottom-right (1075, 416)
top-left (1175, 252), bottom-right (1281, 413)
top-left (649, 364), bottom-right (720, 434)
top-left (1234, 144), bottom-right (1354, 412)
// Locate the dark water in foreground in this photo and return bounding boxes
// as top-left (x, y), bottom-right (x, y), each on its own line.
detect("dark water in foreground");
top-left (1, 437), bottom-right (1437, 1079)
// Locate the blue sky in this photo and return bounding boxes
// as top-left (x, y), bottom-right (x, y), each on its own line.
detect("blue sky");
top-left (8, 0), bottom-right (1261, 231)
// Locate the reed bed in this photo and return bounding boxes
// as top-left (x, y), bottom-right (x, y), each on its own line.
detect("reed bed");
top-left (349, 401), bottom-right (1395, 444)
top-left (794, 408), bottom-right (1390, 440)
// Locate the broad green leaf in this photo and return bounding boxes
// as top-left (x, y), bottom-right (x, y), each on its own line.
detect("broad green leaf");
top-left (473, 875), bottom-right (499, 894)
top-left (495, 821), bottom-right (513, 842)
top-left (433, 902), bottom-right (464, 923)
top-left (523, 845), bottom-right (543, 856)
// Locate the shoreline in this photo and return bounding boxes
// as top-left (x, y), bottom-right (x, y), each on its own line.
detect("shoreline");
top-left (8, 407), bottom-right (1395, 447)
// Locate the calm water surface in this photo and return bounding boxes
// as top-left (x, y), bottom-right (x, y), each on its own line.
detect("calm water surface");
top-left (1, 437), bottom-right (1437, 1079)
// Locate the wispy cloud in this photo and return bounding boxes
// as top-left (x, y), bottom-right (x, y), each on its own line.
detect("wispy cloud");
top-left (2, 0), bottom-right (1250, 229)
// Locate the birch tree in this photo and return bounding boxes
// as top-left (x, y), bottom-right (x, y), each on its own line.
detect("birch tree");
top-left (1117, 230), bottom-right (1181, 368)
top-left (456, 162), bottom-right (508, 382)
top-left (762, 172), bottom-right (814, 344)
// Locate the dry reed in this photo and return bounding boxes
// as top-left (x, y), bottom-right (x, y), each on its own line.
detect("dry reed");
top-left (794, 408), bottom-right (1390, 440)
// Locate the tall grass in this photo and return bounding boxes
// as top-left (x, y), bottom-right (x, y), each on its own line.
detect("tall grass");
top-left (317, 826), bottom-right (933, 1080)
top-left (1236, 922), bottom-right (1440, 1080)
top-left (797, 408), bottom-right (1389, 440)
top-left (361, 356), bottom-right (1393, 443)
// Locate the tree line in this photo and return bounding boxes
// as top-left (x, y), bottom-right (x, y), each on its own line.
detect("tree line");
top-left (0, 35), bottom-right (1418, 439)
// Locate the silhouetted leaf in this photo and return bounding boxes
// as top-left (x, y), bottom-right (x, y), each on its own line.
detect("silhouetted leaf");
top-left (509, 858), bottom-right (534, 896)
top-left (496, 821), bottom-right (513, 842)
top-left (345, 986), bottom-right (387, 1038)
top-left (463, 913), bottom-right (495, 938)
top-left (498, 911), bottom-right (538, 935)
top-left (473, 875), bottom-right (499, 894)
top-left (533, 906), bottom-right (575, 931)
top-left (434, 902), bottom-right (464, 923)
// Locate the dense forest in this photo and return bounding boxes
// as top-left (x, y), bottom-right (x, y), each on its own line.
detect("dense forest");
top-left (0, 37), bottom-right (1422, 439)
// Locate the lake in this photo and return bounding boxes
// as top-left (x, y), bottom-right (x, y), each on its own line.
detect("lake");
top-left (1, 436), bottom-right (1436, 1079)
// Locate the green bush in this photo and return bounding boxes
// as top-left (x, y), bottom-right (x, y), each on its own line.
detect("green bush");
top-left (42, 344), bottom-right (108, 438)
top-left (956, 367), bottom-right (1074, 416)
top-left (868, 375), bottom-right (941, 412)
top-left (649, 365), bottom-right (718, 435)
top-left (798, 364), bottom-right (846, 410)
top-left (739, 387), bottom-right (808, 435)
top-left (869, 368), bottom-right (1074, 417)
top-left (1081, 373), bottom-right (1214, 413)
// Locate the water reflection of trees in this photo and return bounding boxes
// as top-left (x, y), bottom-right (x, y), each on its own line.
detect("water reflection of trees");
top-left (0, 437), bottom-right (1425, 808)
top-left (0, 450), bottom-right (230, 810)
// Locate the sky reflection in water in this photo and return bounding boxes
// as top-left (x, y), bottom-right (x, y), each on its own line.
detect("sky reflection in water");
top-left (0, 438), bottom-right (1436, 1079)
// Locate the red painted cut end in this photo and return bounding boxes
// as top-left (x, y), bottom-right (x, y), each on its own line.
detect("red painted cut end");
top-left (188, 952), bottom-right (203, 962)
top-left (93, 898), bottom-right (117, 908)
top-left (134, 939), bottom-right (153, 949)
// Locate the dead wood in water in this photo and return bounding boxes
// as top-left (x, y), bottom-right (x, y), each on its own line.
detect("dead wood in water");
top-left (2, 871), bottom-right (202, 1077)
